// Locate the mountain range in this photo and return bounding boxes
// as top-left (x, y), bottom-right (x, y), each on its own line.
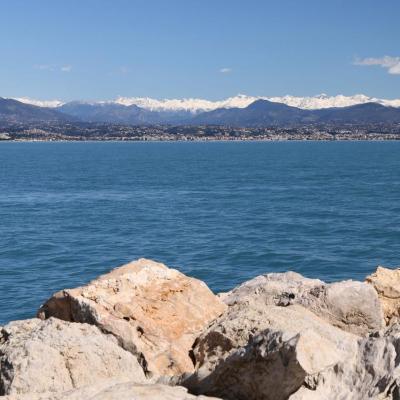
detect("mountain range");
top-left (14, 94), bottom-right (400, 111)
top-left (2, 94), bottom-right (400, 126)
top-left (191, 100), bottom-right (400, 126)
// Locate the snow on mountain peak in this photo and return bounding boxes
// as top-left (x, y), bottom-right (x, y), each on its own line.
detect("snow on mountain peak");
top-left (12, 94), bottom-right (400, 111)
top-left (267, 94), bottom-right (400, 109)
top-left (13, 97), bottom-right (65, 108)
top-left (114, 94), bottom-right (400, 111)
top-left (113, 94), bottom-right (258, 112)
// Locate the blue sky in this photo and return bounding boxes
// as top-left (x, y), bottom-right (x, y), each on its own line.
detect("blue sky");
top-left (1, 0), bottom-right (399, 101)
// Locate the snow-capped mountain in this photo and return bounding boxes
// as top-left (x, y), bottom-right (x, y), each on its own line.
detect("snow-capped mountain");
top-left (12, 94), bottom-right (400, 112)
top-left (112, 94), bottom-right (257, 112)
top-left (110, 94), bottom-right (400, 111)
top-left (268, 94), bottom-right (400, 109)
top-left (4, 95), bottom-right (400, 126)
top-left (14, 97), bottom-right (65, 108)
top-left (192, 100), bottom-right (400, 126)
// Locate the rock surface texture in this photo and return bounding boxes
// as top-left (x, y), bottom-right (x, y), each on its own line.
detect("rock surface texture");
top-left (2, 260), bottom-right (400, 400)
top-left (37, 258), bottom-right (226, 377)
top-left (184, 303), bottom-right (358, 399)
top-left (2, 381), bottom-right (221, 400)
top-left (0, 318), bottom-right (146, 396)
top-left (184, 270), bottom-right (400, 400)
top-left (223, 271), bottom-right (384, 336)
top-left (366, 266), bottom-right (400, 324)
top-left (289, 323), bottom-right (400, 399)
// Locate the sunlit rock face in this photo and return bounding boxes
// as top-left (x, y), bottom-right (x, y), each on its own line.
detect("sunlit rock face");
top-left (37, 258), bottom-right (227, 378)
top-left (366, 266), bottom-right (400, 324)
top-left (183, 269), bottom-right (399, 400)
top-left (0, 318), bottom-right (146, 396)
top-left (222, 271), bottom-right (385, 336)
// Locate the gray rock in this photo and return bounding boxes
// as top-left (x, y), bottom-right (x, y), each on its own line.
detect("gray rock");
top-left (223, 271), bottom-right (384, 336)
top-left (0, 318), bottom-right (146, 396)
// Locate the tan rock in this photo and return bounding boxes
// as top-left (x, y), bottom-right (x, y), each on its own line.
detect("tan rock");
top-left (37, 258), bottom-right (226, 377)
top-left (0, 318), bottom-right (146, 396)
top-left (366, 266), bottom-right (400, 324)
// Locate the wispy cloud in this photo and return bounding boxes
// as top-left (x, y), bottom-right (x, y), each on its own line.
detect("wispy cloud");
top-left (34, 64), bottom-right (72, 73)
top-left (353, 56), bottom-right (400, 75)
top-left (60, 65), bottom-right (72, 72)
top-left (219, 67), bottom-right (232, 74)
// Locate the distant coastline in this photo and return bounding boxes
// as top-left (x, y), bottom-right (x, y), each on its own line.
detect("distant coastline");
top-left (4, 137), bottom-right (400, 142)
top-left (1, 122), bottom-right (400, 142)
top-left (3, 133), bottom-right (400, 142)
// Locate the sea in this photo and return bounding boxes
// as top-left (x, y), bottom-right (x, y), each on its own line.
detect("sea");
top-left (0, 141), bottom-right (399, 325)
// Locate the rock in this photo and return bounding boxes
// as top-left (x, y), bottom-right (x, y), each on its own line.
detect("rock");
top-left (60, 382), bottom-right (221, 400)
top-left (6, 263), bottom-right (399, 399)
top-left (184, 269), bottom-right (400, 400)
top-left (2, 380), bottom-right (222, 400)
top-left (223, 271), bottom-right (384, 335)
top-left (366, 266), bottom-right (400, 324)
top-left (289, 324), bottom-right (400, 399)
top-left (183, 301), bottom-right (359, 400)
top-left (37, 258), bottom-right (226, 377)
top-left (0, 318), bottom-right (146, 396)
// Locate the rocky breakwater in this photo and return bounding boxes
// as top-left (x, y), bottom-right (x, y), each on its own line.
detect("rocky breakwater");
top-left (1, 259), bottom-right (400, 399)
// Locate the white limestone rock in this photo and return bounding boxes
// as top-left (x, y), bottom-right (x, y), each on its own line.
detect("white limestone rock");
top-left (184, 270), bottom-right (400, 400)
top-left (223, 271), bottom-right (384, 335)
top-left (183, 302), bottom-right (359, 400)
top-left (0, 318), bottom-right (146, 396)
top-left (289, 324), bottom-right (400, 399)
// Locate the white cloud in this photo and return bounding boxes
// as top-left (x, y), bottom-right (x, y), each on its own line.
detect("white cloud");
top-left (354, 56), bottom-right (400, 75)
top-left (219, 67), bottom-right (232, 73)
top-left (60, 65), bottom-right (72, 72)
top-left (34, 64), bottom-right (72, 72)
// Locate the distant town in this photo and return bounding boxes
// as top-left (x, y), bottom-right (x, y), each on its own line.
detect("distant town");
top-left (1, 121), bottom-right (400, 141)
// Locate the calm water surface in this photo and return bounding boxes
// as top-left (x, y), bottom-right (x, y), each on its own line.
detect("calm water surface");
top-left (0, 141), bottom-right (399, 324)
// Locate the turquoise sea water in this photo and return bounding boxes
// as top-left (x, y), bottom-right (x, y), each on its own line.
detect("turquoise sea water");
top-left (0, 141), bottom-right (399, 324)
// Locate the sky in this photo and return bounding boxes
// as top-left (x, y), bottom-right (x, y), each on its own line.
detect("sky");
top-left (1, 0), bottom-right (399, 101)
